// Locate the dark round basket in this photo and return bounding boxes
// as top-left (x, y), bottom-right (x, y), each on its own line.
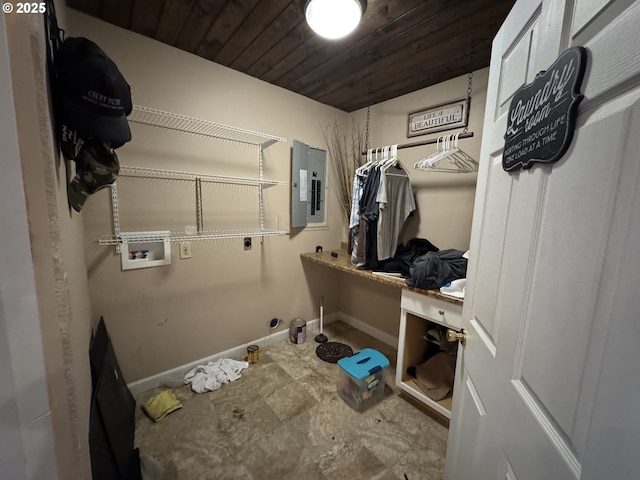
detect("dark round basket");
top-left (316, 341), bottom-right (353, 363)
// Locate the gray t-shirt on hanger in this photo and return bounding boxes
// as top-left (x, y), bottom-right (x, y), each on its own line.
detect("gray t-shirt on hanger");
top-left (376, 167), bottom-right (415, 261)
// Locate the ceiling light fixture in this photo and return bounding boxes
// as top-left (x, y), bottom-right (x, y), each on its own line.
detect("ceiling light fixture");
top-left (301, 0), bottom-right (367, 40)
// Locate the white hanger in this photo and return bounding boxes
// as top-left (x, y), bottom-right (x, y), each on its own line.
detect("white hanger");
top-left (380, 146), bottom-right (390, 165)
top-left (415, 136), bottom-right (445, 169)
top-left (381, 144), bottom-right (397, 168)
top-left (415, 133), bottom-right (478, 173)
top-left (429, 136), bottom-right (452, 167)
top-left (357, 148), bottom-right (376, 175)
top-left (447, 134), bottom-right (478, 171)
top-left (383, 144), bottom-right (408, 177)
top-left (430, 135), bottom-right (466, 172)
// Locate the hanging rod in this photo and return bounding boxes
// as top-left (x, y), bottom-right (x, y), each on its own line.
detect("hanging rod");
top-left (361, 131), bottom-right (474, 155)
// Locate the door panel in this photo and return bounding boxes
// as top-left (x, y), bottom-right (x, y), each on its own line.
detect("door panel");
top-left (572, 0), bottom-right (613, 35)
top-left (498, 25), bottom-right (535, 109)
top-left (456, 375), bottom-right (487, 459)
top-left (581, 114), bottom-right (640, 478)
top-left (496, 13), bottom-right (542, 119)
top-left (579, 1), bottom-right (640, 102)
top-left (497, 1), bottom-right (543, 55)
top-left (446, 370), bottom-right (492, 480)
top-left (468, 154), bottom-right (511, 345)
top-left (518, 112), bottom-right (626, 440)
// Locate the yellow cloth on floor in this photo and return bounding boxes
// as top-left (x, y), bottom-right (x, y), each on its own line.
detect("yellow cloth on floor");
top-left (142, 389), bottom-right (182, 422)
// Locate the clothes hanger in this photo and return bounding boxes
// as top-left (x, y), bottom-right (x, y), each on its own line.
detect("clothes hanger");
top-left (415, 136), bottom-right (446, 170)
top-left (430, 135), bottom-right (470, 172)
top-left (378, 146), bottom-right (390, 166)
top-left (383, 144), bottom-right (408, 177)
top-left (444, 134), bottom-right (478, 172)
top-left (415, 133), bottom-right (478, 173)
top-left (382, 145), bottom-right (394, 167)
top-left (357, 148), bottom-right (376, 175)
top-left (429, 137), bottom-right (454, 171)
top-left (452, 134), bottom-right (479, 171)
top-left (428, 135), bottom-right (451, 167)
top-left (381, 144), bottom-right (397, 168)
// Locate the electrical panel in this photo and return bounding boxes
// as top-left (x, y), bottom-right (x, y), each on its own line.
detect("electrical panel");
top-left (291, 140), bottom-right (327, 228)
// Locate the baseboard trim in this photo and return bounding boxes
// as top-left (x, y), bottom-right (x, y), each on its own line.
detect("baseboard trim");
top-left (127, 313), bottom-right (340, 396)
top-left (337, 312), bottom-right (399, 349)
top-left (126, 312), bottom-right (399, 395)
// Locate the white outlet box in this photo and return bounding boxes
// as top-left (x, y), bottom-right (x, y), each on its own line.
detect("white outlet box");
top-left (180, 241), bottom-right (192, 259)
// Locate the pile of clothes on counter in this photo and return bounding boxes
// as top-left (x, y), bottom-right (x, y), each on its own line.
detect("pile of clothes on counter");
top-left (366, 237), bottom-right (469, 292)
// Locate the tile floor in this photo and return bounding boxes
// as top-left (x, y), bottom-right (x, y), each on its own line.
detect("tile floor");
top-left (135, 320), bottom-right (449, 480)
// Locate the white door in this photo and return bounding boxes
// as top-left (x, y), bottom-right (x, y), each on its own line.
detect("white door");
top-left (446, 0), bottom-right (640, 478)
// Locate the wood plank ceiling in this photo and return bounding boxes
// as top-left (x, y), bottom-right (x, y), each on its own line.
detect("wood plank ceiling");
top-left (66, 0), bottom-right (516, 112)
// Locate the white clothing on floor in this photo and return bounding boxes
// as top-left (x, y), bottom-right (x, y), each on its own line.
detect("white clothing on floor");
top-left (184, 358), bottom-right (249, 393)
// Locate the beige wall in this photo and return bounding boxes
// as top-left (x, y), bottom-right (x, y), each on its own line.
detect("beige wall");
top-left (5, 3), bottom-right (93, 478)
top-left (339, 70), bottom-right (488, 338)
top-left (66, 9), bottom-right (345, 382)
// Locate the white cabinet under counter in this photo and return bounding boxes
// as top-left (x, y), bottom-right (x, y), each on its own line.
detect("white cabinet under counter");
top-left (397, 288), bottom-right (463, 419)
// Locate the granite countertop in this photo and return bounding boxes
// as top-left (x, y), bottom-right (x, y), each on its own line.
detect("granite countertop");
top-left (300, 249), bottom-right (463, 307)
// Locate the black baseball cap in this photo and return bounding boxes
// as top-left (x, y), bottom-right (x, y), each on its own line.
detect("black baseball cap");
top-left (56, 37), bottom-right (132, 145)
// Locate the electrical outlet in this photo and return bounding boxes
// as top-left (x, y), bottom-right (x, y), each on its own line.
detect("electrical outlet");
top-left (243, 237), bottom-right (252, 250)
top-left (179, 241), bottom-right (192, 259)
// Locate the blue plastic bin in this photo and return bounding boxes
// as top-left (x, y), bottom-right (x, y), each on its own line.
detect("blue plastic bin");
top-left (337, 348), bottom-right (390, 412)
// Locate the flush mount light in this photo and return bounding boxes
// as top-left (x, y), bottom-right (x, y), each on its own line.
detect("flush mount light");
top-left (301, 0), bottom-right (367, 40)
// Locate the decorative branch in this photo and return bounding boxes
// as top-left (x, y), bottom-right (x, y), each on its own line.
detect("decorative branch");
top-left (321, 119), bottom-right (366, 227)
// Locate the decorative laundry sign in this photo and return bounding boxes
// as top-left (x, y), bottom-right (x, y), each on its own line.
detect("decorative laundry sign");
top-left (503, 46), bottom-right (587, 172)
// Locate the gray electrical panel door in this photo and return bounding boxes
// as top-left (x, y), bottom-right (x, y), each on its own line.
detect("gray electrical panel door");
top-left (291, 140), bottom-right (326, 228)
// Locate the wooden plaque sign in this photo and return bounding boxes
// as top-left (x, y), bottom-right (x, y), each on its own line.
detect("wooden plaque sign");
top-left (407, 98), bottom-right (468, 138)
top-left (503, 46), bottom-right (587, 172)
